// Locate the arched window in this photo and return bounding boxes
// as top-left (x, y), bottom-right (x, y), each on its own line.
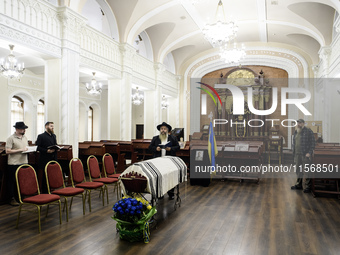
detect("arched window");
top-left (88, 106), bottom-right (93, 141)
top-left (11, 96), bottom-right (24, 126)
top-left (37, 100), bottom-right (45, 135)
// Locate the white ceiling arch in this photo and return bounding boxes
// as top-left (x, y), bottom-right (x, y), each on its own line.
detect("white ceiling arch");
top-left (187, 46), bottom-right (309, 80)
top-left (126, 1), bottom-right (179, 44)
top-left (96, 0), bottom-right (120, 41)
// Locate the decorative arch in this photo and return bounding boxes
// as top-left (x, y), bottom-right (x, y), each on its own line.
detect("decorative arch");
top-left (8, 90), bottom-right (35, 138)
top-left (183, 46), bottom-right (310, 145)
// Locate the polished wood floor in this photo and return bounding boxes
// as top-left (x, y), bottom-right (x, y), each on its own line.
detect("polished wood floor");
top-left (1, 174), bottom-right (340, 255)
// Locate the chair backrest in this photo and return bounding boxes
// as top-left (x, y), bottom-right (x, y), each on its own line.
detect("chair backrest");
top-left (69, 158), bottom-right (86, 185)
top-left (102, 153), bottom-right (115, 176)
top-left (16, 164), bottom-right (40, 201)
top-left (45, 161), bottom-right (65, 191)
top-left (87, 155), bottom-right (101, 180)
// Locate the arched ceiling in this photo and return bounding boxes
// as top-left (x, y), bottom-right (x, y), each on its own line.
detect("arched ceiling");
top-left (100, 0), bottom-right (337, 73)
top-left (34, 0), bottom-right (340, 76)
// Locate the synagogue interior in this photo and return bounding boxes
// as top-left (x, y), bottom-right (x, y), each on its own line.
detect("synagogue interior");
top-left (1, 0), bottom-right (340, 254)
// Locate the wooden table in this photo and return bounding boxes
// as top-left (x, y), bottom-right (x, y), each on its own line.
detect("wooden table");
top-left (312, 148), bottom-right (340, 198)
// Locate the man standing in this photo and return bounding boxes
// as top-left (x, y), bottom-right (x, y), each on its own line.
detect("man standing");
top-left (291, 119), bottom-right (316, 193)
top-left (36, 121), bottom-right (58, 193)
top-left (5, 122), bottom-right (29, 206)
top-left (149, 122), bottom-right (180, 199)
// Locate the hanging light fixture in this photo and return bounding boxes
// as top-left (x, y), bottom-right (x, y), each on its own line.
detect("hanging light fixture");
top-left (86, 72), bottom-right (102, 95)
top-left (219, 42), bottom-right (246, 65)
top-left (132, 87), bottom-right (144, 105)
top-left (161, 95), bottom-right (169, 109)
top-left (0, 45), bottom-right (25, 80)
top-left (202, 0), bottom-right (238, 47)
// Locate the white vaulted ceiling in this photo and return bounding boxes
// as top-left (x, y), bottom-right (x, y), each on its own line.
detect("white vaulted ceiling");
top-left (4, 0), bottom-right (338, 77)
top-left (95, 0), bottom-right (337, 74)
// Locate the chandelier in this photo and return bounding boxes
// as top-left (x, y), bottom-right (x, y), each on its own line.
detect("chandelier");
top-left (86, 72), bottom-right (102, 95)
top-left (161, 95), bottom-right (169, 109)
top-left (0, 45), bottom-right (25, 80)
top-left (219, 42), bottom-right (246, 65)
top-left (132, 87), bottom-right (144, 105)
top-left (202, 0), bottom-right (238, 47)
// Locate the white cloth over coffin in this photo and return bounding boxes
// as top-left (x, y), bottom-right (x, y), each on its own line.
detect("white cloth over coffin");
top-left (120, 156), bottom-right (187, 198)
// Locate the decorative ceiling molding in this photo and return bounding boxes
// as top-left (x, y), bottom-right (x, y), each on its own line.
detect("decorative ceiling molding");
top-left (267, 20), bottom-right (324, 46)
top-left (185, 46), bottom-right (309, 81)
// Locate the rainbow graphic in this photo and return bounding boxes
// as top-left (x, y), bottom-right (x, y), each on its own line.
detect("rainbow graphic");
top-left (196, 82), bottom-right (222, 107)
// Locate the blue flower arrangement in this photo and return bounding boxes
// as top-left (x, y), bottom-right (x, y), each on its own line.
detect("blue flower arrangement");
top-left (112, 196), bottom-right (157, 243)
top-left (113, 197), bottom-right (153, 223)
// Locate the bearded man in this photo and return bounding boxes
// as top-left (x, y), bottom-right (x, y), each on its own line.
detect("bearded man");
top-left (149, 122), bottom-right (180, 158)
top-left (149, 122), bottom-right (180, 199)
top-left (291, 119), bottom-right (315, 193)
top-left (36, 121), bottom-right (58, 193)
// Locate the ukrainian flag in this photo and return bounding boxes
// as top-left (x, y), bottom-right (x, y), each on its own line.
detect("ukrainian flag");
top-left (208, 121), bottom-right (218, 169)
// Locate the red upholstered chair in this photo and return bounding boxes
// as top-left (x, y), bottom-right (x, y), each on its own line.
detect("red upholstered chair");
top-left (102, 153), bottom-right (121, 199)
top-left (45, 161), bottom-right (85, 222)
top-left (69, 158), bottom-right (104, 212)
top-left (102, 153), bottom-right (121, 178)
top-left (15, 164), bottom-right (62, 233)
top-left (87, 155), bottom-right (119, 204)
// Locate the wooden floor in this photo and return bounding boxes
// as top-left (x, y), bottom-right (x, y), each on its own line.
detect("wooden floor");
top-left (1, 174), bottom-right (340, 255)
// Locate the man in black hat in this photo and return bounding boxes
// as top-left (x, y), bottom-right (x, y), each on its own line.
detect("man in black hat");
top-left (149, 122), bottom-right (180, 199)
top-left (5, 122), bottom-right (29, 206)
top-left (291, 119), bottom-right (315, 193)
top-left (36, 121), bottom-right (58, 193)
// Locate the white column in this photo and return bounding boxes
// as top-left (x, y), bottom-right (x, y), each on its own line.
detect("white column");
top-left (45, 59), bottom-right (61, 140)
top-left (0, 77), bottom-right (9, 140)
top-left (323, 82), bottom-right (331, 142)
top-left (318, 46), bottom-right (331, 78)
top-left (60, 48), bottom-right (80, 157)
top-left (31, 103), bottom-right (38, 140)
top-left (311, 65), bottom-right (319, 120)
top-left (107, 73), bottom-right (132, 141)
top-left (144, 87), bottom-right (162, 138)
top-left (167, 96), bottom-right (179, 128)
top-left (122, 72), bottom-right (132, 141)
top-left (108, 78), bottom-right (122, 140)
top-left (56, 7), bottom-right (86, 156)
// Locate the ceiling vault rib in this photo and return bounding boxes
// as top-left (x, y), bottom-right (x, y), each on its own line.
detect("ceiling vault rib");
top-left (257, 0), bottom-right (268, 42)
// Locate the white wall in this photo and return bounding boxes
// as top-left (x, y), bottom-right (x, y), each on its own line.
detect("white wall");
top-left (132, 103), bottom-right (144, 139)
top-left (0, 71), bottom-right (44, 142)
top-left (81, 0), bottom-right (111, 37)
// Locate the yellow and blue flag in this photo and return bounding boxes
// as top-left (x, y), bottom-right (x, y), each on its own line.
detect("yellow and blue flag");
top-left (208, 121), bottom-right (218, 168)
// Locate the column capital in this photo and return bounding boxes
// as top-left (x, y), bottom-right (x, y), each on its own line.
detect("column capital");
top-left (57, 7), bottom-right (86, 44)
top-left (119, 43), bottom-right (135, 74)
top-left (311, 64), bottom-right (319, 77)
top-left (318, 46), bottom-right (332, 63)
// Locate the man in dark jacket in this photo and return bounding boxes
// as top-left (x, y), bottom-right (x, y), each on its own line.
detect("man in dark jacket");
top-left (149, 122), bottom-right (180, 158)
top-left (36, 121), bottom-right (58, 193)
top-left (291, 119), bottom-right (315, 193)
top-left (149, 122), bottom-right (180, 199)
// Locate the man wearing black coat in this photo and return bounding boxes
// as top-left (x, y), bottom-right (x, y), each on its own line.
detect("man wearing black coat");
top-left (36, 121), bottom-right (58, 193)
top-left (149, 122), bottom-right (180, 199)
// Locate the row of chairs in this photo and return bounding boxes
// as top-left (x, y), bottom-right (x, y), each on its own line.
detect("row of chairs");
top-left (15, 153), bottom-right (122, 233)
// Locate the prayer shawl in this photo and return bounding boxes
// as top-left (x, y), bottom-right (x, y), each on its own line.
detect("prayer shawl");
top-left (121, 156), bottom-right (187, 198)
